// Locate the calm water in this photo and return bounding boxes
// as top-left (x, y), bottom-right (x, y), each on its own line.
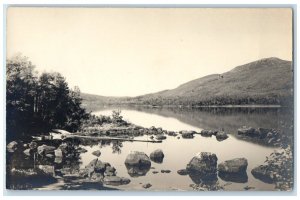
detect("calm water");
top-left (78, 107), bottom-right (292, 191)
top-left (7, 107), bottom-right (293, 191)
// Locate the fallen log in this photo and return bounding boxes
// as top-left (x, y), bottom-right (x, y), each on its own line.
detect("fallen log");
top-left (64, 135), bottom-right (162, 143)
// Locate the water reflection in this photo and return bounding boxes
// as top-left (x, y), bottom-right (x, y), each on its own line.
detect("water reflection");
top-left (218, 171), bottom-right (248, 183)
top-left (94, 106), bottom-right (293, 147)
top-left (125, 164), bottom-right (151, 177)
top-left (188, 171), bottom-right (218, 185)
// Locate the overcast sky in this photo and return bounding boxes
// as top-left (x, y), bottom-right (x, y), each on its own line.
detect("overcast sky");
top-left (7, 8), bottom-right (292, 97)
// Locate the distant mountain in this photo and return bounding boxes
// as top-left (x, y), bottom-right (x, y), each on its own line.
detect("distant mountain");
top-left (81, 57), bottom-right (293, 111)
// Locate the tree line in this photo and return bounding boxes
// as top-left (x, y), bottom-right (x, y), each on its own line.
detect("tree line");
top-left (6, 55), bottom-right (89, 141)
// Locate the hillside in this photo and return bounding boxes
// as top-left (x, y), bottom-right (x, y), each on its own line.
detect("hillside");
top-left (81, 57), bottom-right (293, 110)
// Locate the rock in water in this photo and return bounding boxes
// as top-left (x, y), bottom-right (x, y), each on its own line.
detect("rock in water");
top-left (216, 131), bottom-right (228, 141)
top-left (200, 130), bottom-right (217, 137)
top-left (125, 151), bottom-right (151, 167)
top-left (156, 135), bottom-right (167, 140)
top-left (186, 152), bottom-right (218, 181)
top-left (218, 158), bottom-right (248, 183)
top-left (251, 165), bottom-right (275, 184)
top-left (150, 149), bottom-right (164, 163)
top-left (125, 151), bottom-right (151, 177)
top-left (7, 141), bottom-right (18, 153)
top-left (92, 150), bottom-right (101, 157)
top-left (218, 158), bottom-right (248, 174)
top-left (180, 131), bottom-right (195, 139)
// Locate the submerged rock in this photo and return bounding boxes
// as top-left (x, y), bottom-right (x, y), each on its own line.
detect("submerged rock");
top-left (92, 150), bottom-right (101, 157)
top-left (150, 149), bottom-right (164, 163)
top-left (7, 141), bottom-right (18, 153)
top-left (216, 131), bottom-right (228, 141)
top-left (218, 158), bottom-right (248, 174)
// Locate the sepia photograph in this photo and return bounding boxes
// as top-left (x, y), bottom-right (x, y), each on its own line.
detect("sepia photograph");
top-left (5, 6), bottom-right (294, 192)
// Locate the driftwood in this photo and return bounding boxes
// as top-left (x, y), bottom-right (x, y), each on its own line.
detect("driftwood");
top-left (64, 135), bottom-right (162, 143)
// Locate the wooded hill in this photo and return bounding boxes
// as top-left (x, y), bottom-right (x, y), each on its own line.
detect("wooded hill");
top-left (81, 57), bottom-right (293, 110)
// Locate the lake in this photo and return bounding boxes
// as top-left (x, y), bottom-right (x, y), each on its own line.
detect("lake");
top-left (82, 107), bottom-right (292, 191)
top-left (7, 107), bottom-right (293, 191)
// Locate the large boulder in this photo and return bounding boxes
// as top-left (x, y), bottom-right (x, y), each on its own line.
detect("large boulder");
top-left (216, 131), bottom-right (228, 141)
top-left (218, 158), bottom-right (248, 174)
top-left (125, 151), bottom-right (151, 167)
top-left (37, 145), bottom-right (56, 155)
top-left (125, 151), bottom-right (151, 177)
top-left (186, 152), bottom-right (218, 181)
top-left (7, 141), bottom-right (18, 153)
top-left (251, 165), bottom-right (275, 184)
top-left (150, 149), bottom-right (164, 163)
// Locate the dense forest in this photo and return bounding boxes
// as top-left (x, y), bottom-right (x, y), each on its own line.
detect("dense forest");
top-left (6, 55), bottom-right (89, 141)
